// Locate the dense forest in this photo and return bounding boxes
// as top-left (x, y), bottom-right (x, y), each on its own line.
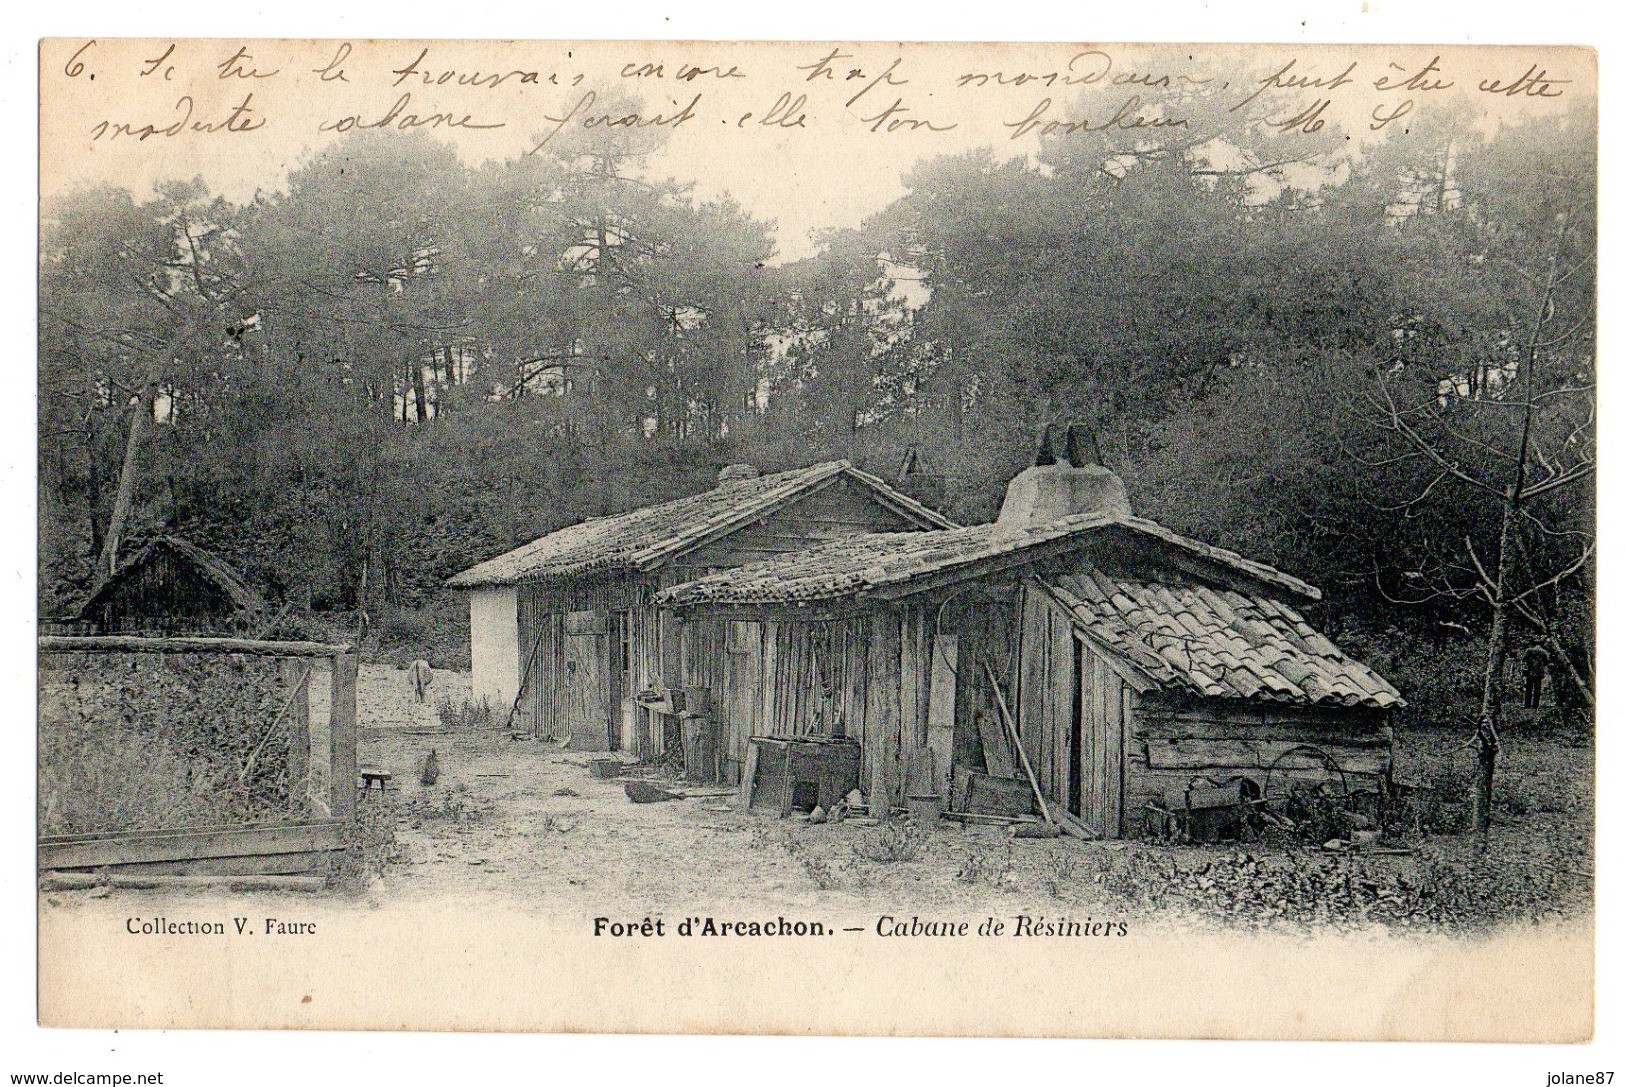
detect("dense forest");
top-left (39, 90), bottom-right (1595, 743)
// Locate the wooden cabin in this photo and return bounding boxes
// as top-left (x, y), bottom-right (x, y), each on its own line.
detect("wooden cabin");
top-left (446, 461), bottom-right (955, 758)
top-left (75, 536), bottom-right (266, 635)
top-left (659, 453), bottom-right (1403, 836)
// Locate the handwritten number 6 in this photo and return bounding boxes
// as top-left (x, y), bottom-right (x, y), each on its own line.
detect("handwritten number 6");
top-left (64, 40), bottom-right (95, 78)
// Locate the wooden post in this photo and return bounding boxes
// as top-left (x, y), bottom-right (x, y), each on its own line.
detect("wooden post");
top-left (740, 739), bottom-right (760, 807)
top-left (927, 635), bottom-right (957, 800)
top-left (329, 652), bottom-right (358, 818)
top-left (281, 658), bottom-right (311, 810)
top-left (866, 611), bottom-right (901, 818)
top-left (899, 610), bottom-right (920, 788)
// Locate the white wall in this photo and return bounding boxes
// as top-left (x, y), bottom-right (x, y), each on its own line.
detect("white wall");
top-left (467, 586), bottom-right (519, 711)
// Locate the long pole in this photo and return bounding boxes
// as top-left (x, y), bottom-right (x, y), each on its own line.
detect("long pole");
top-left (983, 660), bottom-right (1053, 825)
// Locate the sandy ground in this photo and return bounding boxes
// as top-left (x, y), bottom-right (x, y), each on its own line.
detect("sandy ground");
top-left (348, 665), bottom-right (1595, 916)
top-left (358, 665), bottom-right (1121, 916)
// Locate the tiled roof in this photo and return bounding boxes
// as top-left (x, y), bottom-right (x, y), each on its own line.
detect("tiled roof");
top-left (1044, 569), bottom-right (1404, 709)
top-left (446, 461), bottom-right (955, 588)
top-left (657, 512), bottom-right (1320, 609)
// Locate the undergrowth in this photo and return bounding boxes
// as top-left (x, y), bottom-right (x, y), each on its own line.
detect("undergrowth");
top-left (1086, 824), bottom-right (1590, 932)
top-left (852, 819), bottom-right (928, 863)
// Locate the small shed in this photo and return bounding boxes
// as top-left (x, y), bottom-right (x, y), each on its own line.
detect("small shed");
top-left (659, 451), bottom-right (1403, 836)
top-left (446, 461), bottom-right (955, 758)
top-left (75, 537), bottom-right (266, 636)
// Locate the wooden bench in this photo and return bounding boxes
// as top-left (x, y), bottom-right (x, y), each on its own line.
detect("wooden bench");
top-left (358, 769), bottom-right (393, 792)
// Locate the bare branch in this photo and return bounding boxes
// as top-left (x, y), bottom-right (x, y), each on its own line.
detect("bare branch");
top-left (1507, 540), bottom-right (1594, 608)
top-left (1522, 461), bottom-right (1594, 500)
top-left (1371, 373), bottom-right (1504, 501)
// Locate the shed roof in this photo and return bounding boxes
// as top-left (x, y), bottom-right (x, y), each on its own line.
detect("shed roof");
top-left (1044, 569), bottom-right (1404, 709)
top-left (446, 460), bottom-right (956, 588)
top-left (77, 536), bottom-right (266, 619)
top-left (657, 512), bottom-right (1320, 610)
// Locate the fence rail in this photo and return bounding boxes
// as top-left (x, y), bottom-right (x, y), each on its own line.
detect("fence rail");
top-left (39, 819), bottom-right (347, 876)
top-left (39, 634), bottom-right (355, 658)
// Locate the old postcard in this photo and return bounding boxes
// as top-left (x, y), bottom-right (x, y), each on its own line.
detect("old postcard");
top-left (36, 38), bottom-right (1595, 1040)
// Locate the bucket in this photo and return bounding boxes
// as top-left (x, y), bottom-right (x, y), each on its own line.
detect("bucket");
top-left (906, 793), bottom-right (943, 825)
top-left (682, 686), bottom-right (711, 715)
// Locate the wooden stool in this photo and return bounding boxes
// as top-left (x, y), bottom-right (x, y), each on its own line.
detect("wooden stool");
top-left (358, 769), bottom-right (393, 792)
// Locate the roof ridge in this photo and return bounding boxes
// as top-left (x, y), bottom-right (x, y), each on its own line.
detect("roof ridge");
top-left (447, 458), bottom-right (954, 587)
top-left (1109, 515), bottom-right (1321, 602)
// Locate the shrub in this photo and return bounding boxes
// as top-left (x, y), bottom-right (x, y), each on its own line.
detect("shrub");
top-left (852, 819), bottom-right (928, 863)
top-left (1087, 833), bottom-right (1591, 932)
top-left (436, 695), bottom-right (494, 731)
top-left (328, 792), bottom-right (401, 893)
top-left (39, 720), bottom-right (232, 835)
top-left (956, 841), bottom-right (1014, 887)
top-left (38, 652), bottom-right (307, 833)
top-left (802, 854), bottom-right (840, 890)
top-left (372, 596), bottom-right (471, 670)
top-left (1337, 624), bottom-right (1485, 733)
top-left (1040, 849), bottom-right (1083, 898)
top-left (402, 782), bottom-right (491, 827)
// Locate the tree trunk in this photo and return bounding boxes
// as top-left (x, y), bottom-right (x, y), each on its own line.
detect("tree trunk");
top-left (411, 358), bottom-right (430, 423)
top-left (1471, 498), bottom-right (1516, 841)
top-left (95, 361), bottom-right (161, 579)
top-left (83, 420), bottom-right (104, 561)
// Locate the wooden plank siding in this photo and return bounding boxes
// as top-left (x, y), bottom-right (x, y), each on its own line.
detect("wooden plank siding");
top-left (79, 547), bottom-right (243, 635)
top-left (1002, 579), bottom-right (1400, 839)
top-left (941, 589), bottom-right (1021, 780)
top-left (1012, 583), bottom-right (1089, 823)
top-left (516, 576), bottom-right (643, 748)
top-left (1123, 695), bottom-right (1394, 836)
top-left (494, 474), bottom-right (946, 764)
top-left (1011, 580), bottom-right (1129, 835)
top-left (678, 479), bottom-right (926, 570)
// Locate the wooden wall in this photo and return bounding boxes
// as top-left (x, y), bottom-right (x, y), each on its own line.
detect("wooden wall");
top-left (710, 615), bottom-right (872, 789)
top-left (1017, 580), bottom-right (1394, 838)
top-left (502, 474), bottom-right (939, 763)
top-left (515, 575), bottom-right (642, 747)
top-left (679, 479), bottom-right (926, 569)
top-left (1125, 696), bottom-right (1393, 836)
top-left (83, 550), bottom-right (241, 634)
top-left (706, 590), bottom-right (1022, 813)
top-left (1013, 583), bottom-right (1134, 836)
top-left (939, 588), bottom-right (1021, 787)
top-left (673, 577), bottom-right (1395, 838)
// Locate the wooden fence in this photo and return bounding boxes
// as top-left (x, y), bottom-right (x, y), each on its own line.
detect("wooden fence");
top-left (37, 634), bottom-right (359, 879)
top-left (38, 819), bottom-right (347, 876)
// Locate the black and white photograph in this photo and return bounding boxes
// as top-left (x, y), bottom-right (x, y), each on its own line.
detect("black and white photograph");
top-left (25, 31), bottom-right (1599, 1056)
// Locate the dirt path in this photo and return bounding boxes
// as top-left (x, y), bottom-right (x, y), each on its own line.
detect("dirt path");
top-left (357, 666), bottom-right (1116, 918)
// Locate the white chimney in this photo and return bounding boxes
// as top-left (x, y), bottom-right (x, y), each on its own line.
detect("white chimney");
top-left (995, 425), bottom-right (1132, 529)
